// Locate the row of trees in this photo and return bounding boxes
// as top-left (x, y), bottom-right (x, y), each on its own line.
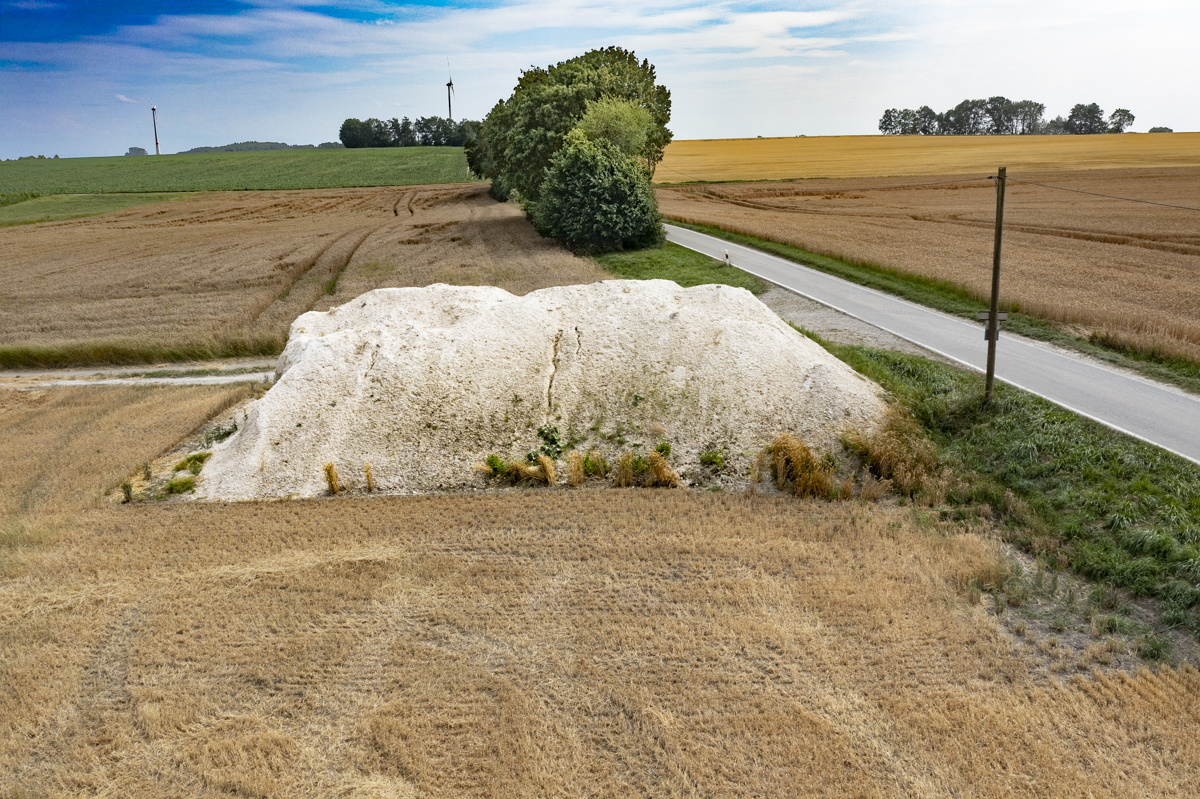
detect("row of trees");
top-left (466, 46), bottom-right (672, 254)
top-left (338, 116), bottom-right (480, 148)
top-left (879, 99), bottom-right (1134, 136)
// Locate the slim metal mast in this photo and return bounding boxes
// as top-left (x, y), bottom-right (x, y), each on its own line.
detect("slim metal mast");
top-left (151, 104), bottom-right (160, 155)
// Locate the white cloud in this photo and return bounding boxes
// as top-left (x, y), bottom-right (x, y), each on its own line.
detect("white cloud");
top-left (115, 93), bottom-right (137, 103)
top-left (2, 0), bottom-right (1198, 156)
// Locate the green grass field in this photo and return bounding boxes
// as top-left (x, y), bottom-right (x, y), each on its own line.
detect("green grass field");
top-left (0, 193), bottom-right (191, 227)
top-left (0, 147), bottom-right (477, 195)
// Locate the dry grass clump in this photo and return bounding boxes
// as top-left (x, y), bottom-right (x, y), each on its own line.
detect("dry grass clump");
top-left (477, 453), bottom-right (557, 485)
top-left (364, 462), bottom-right (375, 492)
top-left (4, 388), bottom-right (1200, 796)
top-left (647, 451), bottom-right (680, 488)
top-left (0, 184), bottom-right (609, 367)
top-left (845, 405), bottom-right (954, 504)
top-left (566, 451), bottom-right (585, 486)
top-left (771, 433), bottom-right (835, 498)
top-left (324, 462), bottom-right (341, 494)
top-left (657, 166), bottom-right (1200, 365)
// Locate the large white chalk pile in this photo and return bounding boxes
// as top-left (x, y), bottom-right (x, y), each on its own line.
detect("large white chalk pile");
top-left (200, 280), bottom-right (886, 498)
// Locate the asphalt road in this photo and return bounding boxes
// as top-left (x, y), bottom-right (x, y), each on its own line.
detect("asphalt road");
top-left (666, 224), bottom-right (1200, 466)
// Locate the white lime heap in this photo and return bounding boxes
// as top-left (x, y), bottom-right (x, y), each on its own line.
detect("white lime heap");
top-left (200, 280), bottom-right (886, 499)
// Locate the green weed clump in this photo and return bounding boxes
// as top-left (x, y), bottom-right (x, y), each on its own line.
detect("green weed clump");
top-left (174, 451), bottom-right (212, 474)
top-left (583, 451), bottom-right (609, 478)
top-left (166, 476), bottom-right (195, 494)
top-left (699, 448), bottom-right (725, 471)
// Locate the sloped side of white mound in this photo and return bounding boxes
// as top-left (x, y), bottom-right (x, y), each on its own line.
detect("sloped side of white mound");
top-left (200, 280), bottom-right (886, 499)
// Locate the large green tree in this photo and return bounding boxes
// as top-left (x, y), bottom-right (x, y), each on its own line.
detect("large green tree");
top-left (465, 47), bottom-right (672, 203)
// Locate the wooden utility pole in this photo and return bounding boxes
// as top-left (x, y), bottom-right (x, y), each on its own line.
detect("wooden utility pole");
top-left (984, 166), bottom-right (1007, 403)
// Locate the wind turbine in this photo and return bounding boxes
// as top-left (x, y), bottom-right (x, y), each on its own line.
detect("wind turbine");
top-left (446, 62), bottom-right (454, 120)
top-left (151, 103), bottom-right (160, 155)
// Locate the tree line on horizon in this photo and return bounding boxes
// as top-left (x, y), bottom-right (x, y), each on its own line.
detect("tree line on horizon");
top-left (339, 116), bottom-right (480, 148)
top-left (879, 98), bottom-right (1135, 136)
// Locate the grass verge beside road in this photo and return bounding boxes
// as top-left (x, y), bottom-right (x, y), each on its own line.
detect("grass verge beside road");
top-left (829, 340), bottom-right (1200, 654)
top-left (668, 220), bottom-right (1200, 395)
top-left (594, 240), bottom-right (767, 294)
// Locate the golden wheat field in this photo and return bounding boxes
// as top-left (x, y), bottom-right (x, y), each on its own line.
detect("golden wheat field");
top-left (0, 184), bottom-right (606, 362)
top-left (658, 166), bottom-right (1200, 362)
top-left (655, 132), bottom-right (1200, 183)
top-left (1, 384), bottom-right (1199, 798)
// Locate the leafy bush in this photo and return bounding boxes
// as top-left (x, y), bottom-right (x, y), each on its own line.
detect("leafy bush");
top-left (531, 131), bottom-right (662, 255)
top-left (466, 47), bottom-right (671, 204)
top-left (575, 98), bottom-right (653, 159)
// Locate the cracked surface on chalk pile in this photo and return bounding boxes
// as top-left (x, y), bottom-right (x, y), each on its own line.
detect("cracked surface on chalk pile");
top-left (199, 280), bottom-right (887, 498)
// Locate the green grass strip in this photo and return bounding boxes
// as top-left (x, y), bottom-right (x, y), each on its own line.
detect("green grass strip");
top-left (594, 240), bottom-right (768, 294)
top-left (0, 338), bottom-right (284, 370)
top-left (0, 193), bottom-right (191, 227)
top-left (668, 219), bottom-right (1200, 395)
top-left (826, 342), bottom-right (1200, 636)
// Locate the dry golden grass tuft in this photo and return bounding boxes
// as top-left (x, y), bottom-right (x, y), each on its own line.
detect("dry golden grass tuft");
top-left (658, 166), bottom-right (1200, 364)
top-left (845, 405), bottom-right (953, 505)
top-left (771, 433), bottom-right (835, 498)
top-left (3, 385), bottom-right (1200, 797)
top-left (656, 132), bottom-right (1200, 183)
top-left (0, 184), bottom-right (608, 365)
top-left (324, 462), bottom-right (341, 495)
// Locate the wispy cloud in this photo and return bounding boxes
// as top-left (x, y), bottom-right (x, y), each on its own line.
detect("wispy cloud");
top-left (1, 0), bottom-right (1197, 157)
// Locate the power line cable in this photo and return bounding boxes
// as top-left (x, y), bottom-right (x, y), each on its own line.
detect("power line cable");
top-left (1001, 177), bottom-right (1200, 212)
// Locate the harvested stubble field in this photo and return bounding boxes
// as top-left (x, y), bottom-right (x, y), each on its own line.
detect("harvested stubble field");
top-left (0, 184), bottom-right (608, 367)
top-left (655, 132), bottom-right (1200, 183)
top-left (658, 167), bottom-right (1200, 363)
top-left (3, 386), bottom-right (1200, 798)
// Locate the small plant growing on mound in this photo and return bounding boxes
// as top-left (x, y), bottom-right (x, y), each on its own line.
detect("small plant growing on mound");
top-left (174, 451), bottom-right (212, 475)
top-left (166, 476), bottom-right (195, 494)
top-left (583, 451), bottom-right (610, 478)
top-left (364, 463), bottom-right (375, 492)
top-left (537, 424), bottom-right (565, 458)
top-left (700, 447), bottom-right (725, 471)
top-left (771, 434), bottom-right (836, 499)
top-left (613, 452), bottom-right (635, 487)
top-left (324, 462), bottom-right (340, 495)
top-left (121, 480), bottom-right (133, 503)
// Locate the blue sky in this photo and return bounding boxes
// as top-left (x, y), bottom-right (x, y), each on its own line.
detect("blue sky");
top-left (2, 0), bottom-right (1196, 158)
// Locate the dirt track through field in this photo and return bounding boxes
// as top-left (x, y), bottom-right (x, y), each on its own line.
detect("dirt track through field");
top-left (658, 167), bottom-right (1200, 362)
top-left (0, 184), bottom-right (607, 361)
